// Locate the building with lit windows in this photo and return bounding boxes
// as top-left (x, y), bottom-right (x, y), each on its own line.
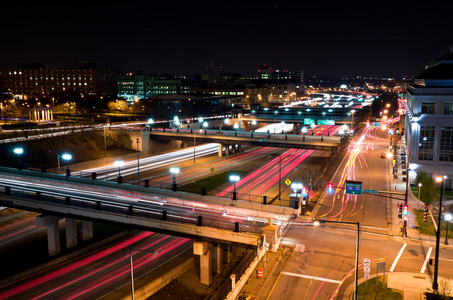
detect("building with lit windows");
top-left (117, 73), bottom-right (190, 100)
top-left (0, 62), bottom-right (117, 100)
top-left (406, 46), bottom-right (453, 189)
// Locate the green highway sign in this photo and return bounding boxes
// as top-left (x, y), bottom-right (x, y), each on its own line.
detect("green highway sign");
top-left (304, 119), bottom-right (315, 125)
top-left (372, 122), bottom-right (380, 127)
top-left (345, 180), bottom-right (362, 195)
top-left (317, 120), bottom-right (335, 125)
top-left (362, 189), bottom-right (378, 194)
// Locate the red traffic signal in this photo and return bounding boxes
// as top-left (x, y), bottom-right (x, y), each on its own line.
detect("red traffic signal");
top-left (327, 183), bottom-right (333, 193)
top-left (402, 204), bottom-right (409, 216)
top-left (302, 187), bottom-right (308, 197)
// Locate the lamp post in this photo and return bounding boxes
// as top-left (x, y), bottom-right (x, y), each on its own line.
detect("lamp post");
top-left (170, 167), bottom-right (180, 191)
top-left (229, 175), bottom-right (240, 200)
top-left (136, 138), bottom-right (140, 184)
top-left (418, 182), bottom-right (422, 199)
top-left (115, 160), bottom-right (124, 183)
top-left (62, 153), bottom-right (72, 176)
top-left (14, 147), bottom-right (23, 169)
top-left (433, 176), bottom-right (444, 291)
top-left (314, 219), bottom-right (359, 300)
top-left (251, 120), bottom-right (257, 132)
top-left (445, 213), bottom-right (452, 245)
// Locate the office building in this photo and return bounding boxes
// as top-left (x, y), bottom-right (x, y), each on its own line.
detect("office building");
top-left (406, 46), bottom-right (453, 189)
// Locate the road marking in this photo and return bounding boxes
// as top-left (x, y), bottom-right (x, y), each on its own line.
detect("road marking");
top-left (361, 226), bottom-right (387, 231)
top-left (421, 247), bottom-right (433, 274)
top-left (390, 243), bottom-right (407, 272)
top-left (280, 271), bottom-right (342, 284)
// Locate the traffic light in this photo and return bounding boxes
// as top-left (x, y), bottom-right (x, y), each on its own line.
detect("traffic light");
top-left (397, 204), bottom-right (402, 219)
top-left (302, 187), bottom-right (308, 197)
top-left (327, 183), bottom-right (333, 193)
top-left (402, 204), bottom-right (408, 216)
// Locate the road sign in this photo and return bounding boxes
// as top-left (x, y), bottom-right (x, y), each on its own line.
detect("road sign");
top-left (285, 179), bottom-right (292, 186)
top-left (345, 180), bottom-right (362, 195)
top-left (317, 120), bottom-right (335, 125)
top-left (210, 167), bottom-right (215, 173)
top-left (364, 258), bottom-right (371, 279)
top-left (372, 122), bottom-right (380, 127)
top-left (362, 189), bottom-right (378, 194)
top-left (304, 119), bottom-right (315, 125)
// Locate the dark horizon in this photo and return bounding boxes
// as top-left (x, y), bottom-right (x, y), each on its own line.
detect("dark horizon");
top-left (1, 1), bottom-right (452, 78)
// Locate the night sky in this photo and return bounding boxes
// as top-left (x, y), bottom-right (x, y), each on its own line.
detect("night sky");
top-left (1, 0), bottom-right (452, 78)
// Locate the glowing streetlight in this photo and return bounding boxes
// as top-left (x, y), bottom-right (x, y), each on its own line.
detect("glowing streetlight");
top-left (170, 167), bottom-right (180, 191)
top-left (14, 147), bottom-right (23, 168)
top-left (433, 176), bottom-right (445, 291)
top-left (62, 153), bottom-right (72, 176)
top-left (445, 213), bottom-right (452, 245)
top-left (229, 175), bottom-right (240, 200)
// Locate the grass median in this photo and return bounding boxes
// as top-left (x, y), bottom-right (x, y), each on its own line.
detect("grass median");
top-left (177, 170), bottom-right (244, 195)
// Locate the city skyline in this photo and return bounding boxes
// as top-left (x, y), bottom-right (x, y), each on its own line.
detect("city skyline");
top-left (1, 0), bottom-right (452, 77)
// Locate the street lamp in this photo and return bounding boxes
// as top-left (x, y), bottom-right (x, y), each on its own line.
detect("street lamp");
top-left (433, 176), bottom-right (444, 291)
top-left (445, 213), bottom-right (452, 245)
top-left (62, 153), bottom-right (72, 176)
top-left (314, 219), bottom-right (360, 300)
top-left (418, 183), bottom-right (422, 200)
top-left (251, 120), bottom-right (257, 132)
top-left (170, 167), bottom-right (180, 191)
top-left (115, 160), bottom-right (124, 183)
top-left (230, 175), bottom-right (240, 200)
top-left (13, 147), bottom-right (23, 169)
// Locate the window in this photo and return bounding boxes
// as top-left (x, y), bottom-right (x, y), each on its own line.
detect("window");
top-left (421, 102), bottom-right (436, 114)
top-left (419, 125), bottom-right (435, 161)
top-left (440, 126), bottom-right (453, 161)
top-left (444, 103), bottom-right (453, 115)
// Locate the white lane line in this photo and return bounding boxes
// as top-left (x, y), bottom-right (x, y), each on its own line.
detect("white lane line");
top-left (421, 247), bottom-right (433, 274)
top-left (361, 226), bottom-right (387, 231)
top-left (280, 271), bottom-right (342, 284)
top-left (390, 243), bottom-right (407, 272)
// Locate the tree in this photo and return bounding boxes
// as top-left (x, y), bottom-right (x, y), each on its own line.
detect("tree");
top-left (415, 171), bottom-right (440, 205)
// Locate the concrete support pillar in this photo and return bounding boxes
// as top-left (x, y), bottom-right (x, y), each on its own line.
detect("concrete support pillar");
top-left (36, 214), bottom-right (62, 256)
top-left (66, 218), bottom-right (78, 249)
top-left (237, 144), bottom-right (241, 152)
top-left (193, 241), bottom-right (212, 286)
top-left (225, 145), bottom-right (230, 155)
top-left (218, 144), bottom-right (223, 157)
top-left (225, 244), bottom-right (233, 263)
top-left (81, 220), bottom-right (93, 241)
top-left (213, 244), bottom-right (223, 274)
top-left (232, 144), bottom-right (236, 153)
top-left (262, 220), bottom-right (280, 252)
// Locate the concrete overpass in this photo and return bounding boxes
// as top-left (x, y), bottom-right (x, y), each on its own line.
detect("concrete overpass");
top-left (147, 128), bottom-right (344, 156)
top-left (0, 169), bottom-right (291, 285)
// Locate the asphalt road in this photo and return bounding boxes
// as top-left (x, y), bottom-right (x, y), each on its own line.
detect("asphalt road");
top-left (264, 126), bottom-right (453, 299)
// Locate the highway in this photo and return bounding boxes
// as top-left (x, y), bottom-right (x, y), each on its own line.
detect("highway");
top-left (0, 123), bottom-right (347, 299)
top-left (0, 231), bottom-right (193, 299)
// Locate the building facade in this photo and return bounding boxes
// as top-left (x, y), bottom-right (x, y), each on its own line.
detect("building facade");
top-left (406, 46), bottom-right (453, 189)
top-left (0, 62), bottom-right (117, 100)
top-left (117, 73), bottom-right (190, 100)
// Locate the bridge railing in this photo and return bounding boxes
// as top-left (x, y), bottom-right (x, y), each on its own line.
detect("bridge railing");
top-left (0, 185), bottom-right (264, 236)
top-left (148, 127), bottom-right (341, 142)
top-left (56, 171), bottom-right (291, 207)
